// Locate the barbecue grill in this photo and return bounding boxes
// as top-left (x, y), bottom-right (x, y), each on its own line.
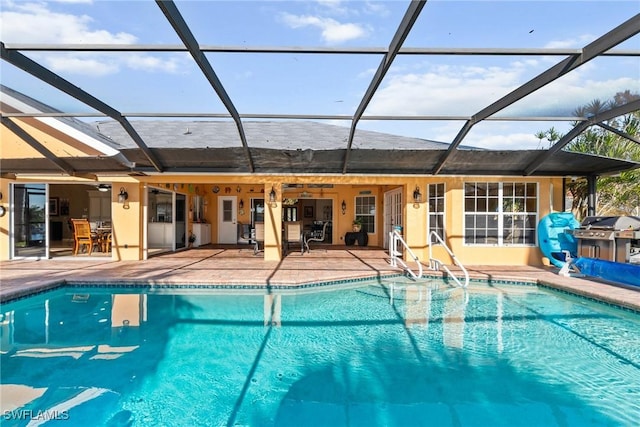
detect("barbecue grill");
top-left (572, 216), bottom-right (640, 263)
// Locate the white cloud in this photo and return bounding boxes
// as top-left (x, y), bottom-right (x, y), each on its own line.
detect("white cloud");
top-left (368, 64), bottom-right (525, 116)
top-left (123, 55), bottom-right (182, 74)
top-left (545, 34), bottom-right (595, 49)
top-left (362, 1), bottom-right (389, 17)
top-left (52, 0), bottom-right (94, 3)
top-left (236, 70), bottom-right (254, 80)
top-left (511, 76), bottom-right (637, 116)
top-left (465, 130), bottom-right (542, 150)
top-left (368, 59), bottom-right (635, 118)
top-left (363, 57), bottom-right (637, 149)
top-left (0, 2), bottom-right (181, 76)
top-left (46, 55), bottom-right (118, 76)
top-left (0, 2), bottom-right (135, 44)
top-left (280, 12), bottom-right (369, 44)
top-left (315, 0), bottom-right (348, 14)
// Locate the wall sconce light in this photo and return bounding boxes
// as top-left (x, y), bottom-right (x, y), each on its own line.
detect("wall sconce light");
top-left (118, 187), bottom-right (130, 209)
top-left (413, 185), bottom-right (422, 208)
top-left (341, 200), bottom-right (346, 215)
top-left (118, 187), bottom-right (128, 203)
top-left (269, 186), bottom-right (277, 208)
top-left (239, 199), bottom-right (244, 210)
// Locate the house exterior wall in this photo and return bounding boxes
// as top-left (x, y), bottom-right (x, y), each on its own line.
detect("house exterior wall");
top-left (418, 177), bottom-right (563, 267)
top-left (0, 118), bottom-right (103, 159)
top-left (111, 181), bottom-right (143, 261)
top-left (0, 174), bottom-right (564, 266)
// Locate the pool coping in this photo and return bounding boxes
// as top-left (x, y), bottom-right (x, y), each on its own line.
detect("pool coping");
top-left (2, 272), bottom-right (638, 315)
top-left (537, 279), bottom-right (640, 314)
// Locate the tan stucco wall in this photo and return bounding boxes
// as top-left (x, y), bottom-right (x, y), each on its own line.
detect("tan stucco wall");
top-left (414, 176), bottom-right (563, 267)
top-left (109, 182), bottom-right (143, 261)
top-left (0, 118), bottom-right (103, 158)
top-left (0, 174), bottom-right (564, 266)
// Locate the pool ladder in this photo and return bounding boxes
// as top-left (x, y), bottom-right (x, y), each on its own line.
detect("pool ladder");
top-left (388, 230), bottom-right (469, 288)
top-left (428, 231), bottom-right (469, 289)
top-left (389, 229), bottom-right (423, 279)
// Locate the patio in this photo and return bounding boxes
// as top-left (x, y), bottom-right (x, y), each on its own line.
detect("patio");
top-left (1, 247), bottom-right (639, 312)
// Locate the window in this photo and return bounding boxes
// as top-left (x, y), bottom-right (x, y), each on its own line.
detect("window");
top-left (428, 183), bottom-right (445, 244)
top-left (464, 182), bottom-right (537, 246)
top-left (355, 195), bottom-right (376, 234)
top-left (284, 206), bottom-right (298, 222)
top-left (222, 199), bottom-right (233, 222)
top-left (192, 195), bottom-right (204, 222)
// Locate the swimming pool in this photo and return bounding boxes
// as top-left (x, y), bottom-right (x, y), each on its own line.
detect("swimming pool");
top-left (1, 279), bottom-right (639, 426)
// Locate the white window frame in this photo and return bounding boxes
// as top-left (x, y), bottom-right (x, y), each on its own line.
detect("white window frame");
top-left (427, 183), bottom-right (446, 244)
top-left (355, 195), bottom-right (376, 234)
top-left (463, 182), bottom-right (538, 247)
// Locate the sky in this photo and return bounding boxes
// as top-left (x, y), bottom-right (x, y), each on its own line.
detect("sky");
top-left (1, 0), bottom-right (639, 150)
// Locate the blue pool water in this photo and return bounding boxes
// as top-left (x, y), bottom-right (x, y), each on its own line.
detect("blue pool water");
top-left (1, 279), bottom-right (640, 426)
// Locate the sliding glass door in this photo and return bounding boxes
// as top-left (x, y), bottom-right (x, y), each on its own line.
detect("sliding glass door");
top-left (12, 183), bottom-right (48, 258)
top-left (175, 193), bottom-right (186, 249)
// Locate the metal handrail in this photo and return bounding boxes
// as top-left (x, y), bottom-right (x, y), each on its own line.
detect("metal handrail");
top-left (428, 231), bottom-right (469, 289)
top-left (388, 230), bottom-right (423, 280)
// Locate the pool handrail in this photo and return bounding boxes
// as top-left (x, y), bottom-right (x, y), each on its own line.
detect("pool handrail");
top-left (428, 231), bottom-right (469, 289)
top-left (388, 229), bottom-right (423, 280)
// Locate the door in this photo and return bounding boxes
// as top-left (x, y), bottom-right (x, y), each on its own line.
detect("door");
top-left (383, 188), bottom-right (403, 249)
top-left (11, 183), bottom-right (48, 258)
top-left (147, 189), bottom-right (174, 252)
top-left (251, 198), bottom-right (265, 227)
top-left (218, 196), bottom-right (237, 244)
top-left (175, 193), bottom-right (187, 249)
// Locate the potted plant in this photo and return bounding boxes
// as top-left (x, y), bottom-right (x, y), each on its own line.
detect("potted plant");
top-left (188, 232), bottom-right (197, 247)
top-left (352, 218), bottom-right (363, 232)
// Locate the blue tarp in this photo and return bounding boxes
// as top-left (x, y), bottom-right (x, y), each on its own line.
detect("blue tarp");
top-left (574, 257), bottom-right (640, 287)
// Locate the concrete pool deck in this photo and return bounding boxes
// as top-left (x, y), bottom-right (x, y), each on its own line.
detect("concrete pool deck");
top-left (1, 247), bottom-right (639, 312)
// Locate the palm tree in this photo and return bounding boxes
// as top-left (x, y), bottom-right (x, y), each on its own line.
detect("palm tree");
top-left (537, 92), bottom-right (640, 218)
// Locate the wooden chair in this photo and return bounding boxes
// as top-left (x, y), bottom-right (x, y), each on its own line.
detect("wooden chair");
top-left (304, 221), bottom-right (329, 253)
top-left (71, 219), bottom-right (99, 255)
top-left (284, 221), bottom-right (304, 255)
top-left (253, 222), bottom-right (265, 255)
top-left (101, 232), bottom-right (112, 253)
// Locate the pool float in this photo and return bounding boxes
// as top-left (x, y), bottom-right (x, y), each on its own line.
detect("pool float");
top-left (537, 212), bottom-right (580, 268)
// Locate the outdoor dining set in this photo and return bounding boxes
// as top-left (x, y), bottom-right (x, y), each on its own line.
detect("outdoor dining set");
top-left (251, 221), bottom-right (329, 255)
top-left (70, 218), bottom-right (112, 255)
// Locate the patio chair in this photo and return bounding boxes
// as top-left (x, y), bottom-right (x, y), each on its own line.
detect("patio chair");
top-left (284, 221), bottom-right (304, 255)
top-left (253, 222), bottom-right (265, 255)
top-left (237, 222), bottom-right (251, 244)
top-left (101, 232), bottom-right (112, 253)
top-left (304, 221), bottom-right (328, 253)
top-left (71, 219), bottom-right (99, 255)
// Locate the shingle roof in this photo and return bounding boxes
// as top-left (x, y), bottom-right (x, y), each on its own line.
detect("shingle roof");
top-left (94, 120), bottom-right (461, 151)
top-left (3, 85), bottom-right (638, 177)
